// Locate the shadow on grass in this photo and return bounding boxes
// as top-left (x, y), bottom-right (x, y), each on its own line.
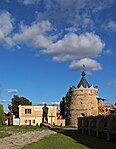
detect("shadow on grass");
top-left (51, 128), bottom-right (116, 149)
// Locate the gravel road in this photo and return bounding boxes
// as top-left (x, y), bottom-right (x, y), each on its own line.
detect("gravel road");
top-left (0, 130), bottom-right (57, 149)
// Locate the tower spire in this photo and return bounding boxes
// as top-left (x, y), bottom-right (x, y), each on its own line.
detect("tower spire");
top-left (81, 64), bottom-right (86, 77)
top-left (77, 64), bottom-right (90, 88)
top-left (83, 64), bottom-right (85, 71)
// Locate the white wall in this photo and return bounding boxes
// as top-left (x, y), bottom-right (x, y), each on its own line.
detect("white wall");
top-left (13, 115), bottom-right (19, 125)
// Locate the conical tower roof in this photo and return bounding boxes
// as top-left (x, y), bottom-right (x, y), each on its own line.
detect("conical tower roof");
top-left (77, 71), bottom-right (90, 88)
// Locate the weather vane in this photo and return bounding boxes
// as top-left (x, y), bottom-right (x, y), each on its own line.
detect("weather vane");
top-left (82, 64), bottom-right (85, 70)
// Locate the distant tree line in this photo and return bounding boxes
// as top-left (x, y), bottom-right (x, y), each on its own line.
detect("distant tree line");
top-left (8, 95), bottom-right (32, 118)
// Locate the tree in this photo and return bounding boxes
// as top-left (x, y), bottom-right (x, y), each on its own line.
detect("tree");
top-left (60, 87), bottom-right (73, 119)
top-left (0, 104), bottom-right (5, 126)
top-left (60, 97), bottom-right (67, 119)
top-left (8, 95), bottom-right (32, 118)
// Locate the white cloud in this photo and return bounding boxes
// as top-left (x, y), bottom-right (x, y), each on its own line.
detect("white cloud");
top-left (18, 0), bottom-right (115, 8)
top-left (11, 20), bottom-right (52, 49)
top-left (36, 0), bottom-right (89, 28)
top-left (5, 37), bottom-right (15, 48)
top-left (8, 89), bottom-right (18, 94)
top-left (18, 0), bottom-right (40, 5)
top-left (65, 24), bottom-right (79, 33)
top-left (17, 0), bottom-right (115, 32)
top-left (0, 11), bottom-right (14, 43)
top-left (105, 20), bottom-right (116, 32)
top-left (81, 13), bottom-right (94, 29)
top-left (1, 100), bottom-right (11, 103)
top-left (69, 58), bottom-right (102, 71)
top-left (5, 0), bottom-right (10, 2)
top-left (35, 0), bottom-right (116, 32)
top-left (108, 79), bottom-right (116, 87)
top-left (90, 0), bottom-right (115, 13)
top-left (103, 49), bottom-right (113, 55)
top-left (37, 101), bottom-right (60, 105)
top-left (43, 32), bottom-right (105, 61)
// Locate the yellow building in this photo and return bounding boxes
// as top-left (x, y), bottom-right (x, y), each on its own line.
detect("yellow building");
top-left (19, 105), bottom-right (65, 126)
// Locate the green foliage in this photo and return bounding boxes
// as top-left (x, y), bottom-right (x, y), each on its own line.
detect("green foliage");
top-left (8, 95), bottom-right (32, 118)
top-left (60, 87), bottom-right (72, 119)
top-left (0, 104), bottom-right (5, 126)
top-left (60, 97), bottom-right (67, 119)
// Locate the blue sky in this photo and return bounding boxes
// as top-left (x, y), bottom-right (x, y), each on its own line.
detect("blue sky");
top-left (0, 0), bottom-right (116, 112)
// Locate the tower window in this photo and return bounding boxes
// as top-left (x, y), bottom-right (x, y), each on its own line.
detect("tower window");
top-left (81, 113), bottom-right (85, 116)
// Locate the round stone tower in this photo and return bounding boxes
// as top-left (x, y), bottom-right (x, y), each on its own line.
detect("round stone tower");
top-left (69, 71), bottom-right (98, 127)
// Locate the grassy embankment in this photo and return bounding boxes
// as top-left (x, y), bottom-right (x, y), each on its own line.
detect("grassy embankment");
top-left (22, 128), bottom-right (116, 149)
top-left (0, 125), bottom-right (47, 138)
top-left (0, 126), bottom-right (116, 149)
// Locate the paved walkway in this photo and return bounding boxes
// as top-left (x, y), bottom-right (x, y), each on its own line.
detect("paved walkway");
top-left (0, 130), bottom-right (57, 149)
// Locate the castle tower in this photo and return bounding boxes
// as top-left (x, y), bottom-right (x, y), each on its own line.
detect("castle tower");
top-left (69, 71), bottom-right (98, 127)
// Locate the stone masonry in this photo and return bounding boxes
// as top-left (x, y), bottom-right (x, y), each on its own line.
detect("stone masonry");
top-left (69, 71), bottom-right (99, 127)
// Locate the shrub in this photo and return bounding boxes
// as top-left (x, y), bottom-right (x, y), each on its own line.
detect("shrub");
top-left (0, 104), bottom-right (5, 126)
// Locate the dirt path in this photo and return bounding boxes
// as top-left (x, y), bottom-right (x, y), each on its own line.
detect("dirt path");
top-left (0, 130), bottom-right (57, 149)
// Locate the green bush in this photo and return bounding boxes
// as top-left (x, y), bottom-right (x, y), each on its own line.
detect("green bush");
top-left (0, 104), bottom-right (5, 126)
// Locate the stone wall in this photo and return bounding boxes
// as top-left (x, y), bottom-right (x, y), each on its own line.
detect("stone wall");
top-left (57, 119), bottom-right (65, 127)
top-left (78, 115), bottom-right (116, 143)
top-left (69, 89), bottom-right (98, 127)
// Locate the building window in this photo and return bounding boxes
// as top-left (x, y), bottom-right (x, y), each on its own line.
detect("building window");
top-left (33, 120), bottom-right (35, 124)
top-left (25, 109), bottom-right (31, 114)
top-left (25, 120), bottom-right (28, 123)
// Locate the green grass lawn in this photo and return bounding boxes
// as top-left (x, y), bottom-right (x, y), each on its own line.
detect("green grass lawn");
top-left (0, 126), bottom-right (116, 149)
top-left (22, 128), bottom-right (116, 149)
top-left (0, 125), bottom-right (47, 138)
top-left (0, 131), bottom-right (11, 138)
top-left (22, 133), bottom-right (88, 149)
